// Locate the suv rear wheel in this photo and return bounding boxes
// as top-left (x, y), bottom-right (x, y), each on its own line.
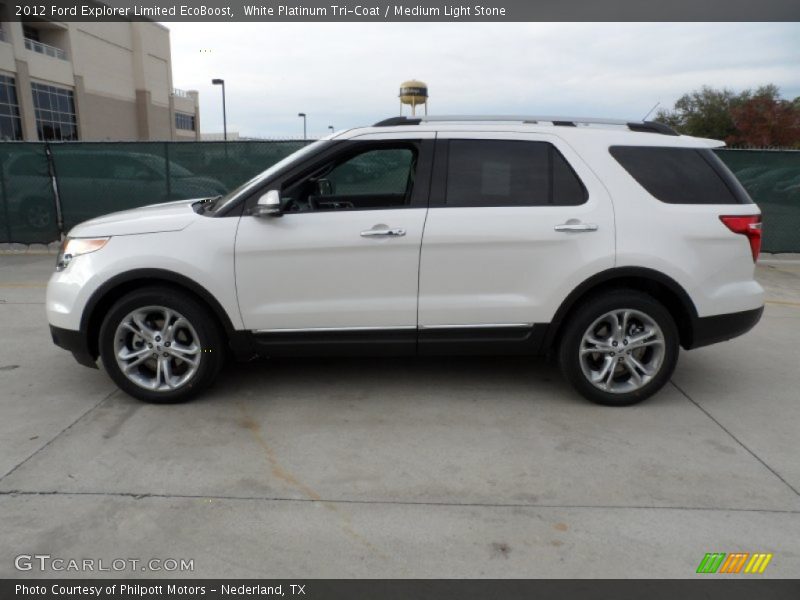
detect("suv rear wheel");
top-left (558, 290), bottom-right (679, 406)
top-left (98, 287), bottom-right (224, 403)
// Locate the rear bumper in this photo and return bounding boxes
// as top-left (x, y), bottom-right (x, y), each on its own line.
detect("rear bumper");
top-left (49, 325), bottom-right (98, 369)
top-left (686, 306), bottom-right (764, 350)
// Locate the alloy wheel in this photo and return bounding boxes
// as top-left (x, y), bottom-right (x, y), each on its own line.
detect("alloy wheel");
top-left (113, 305), bottom-right (202, 391)
top-left (578, 308), bottom-right (666, 394)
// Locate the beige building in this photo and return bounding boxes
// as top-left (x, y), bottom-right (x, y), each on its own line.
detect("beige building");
top-left (0, 13), bottom-right (199, 141)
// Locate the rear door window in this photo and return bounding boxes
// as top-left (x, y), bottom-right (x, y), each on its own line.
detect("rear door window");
top-left (610, 146), bottom-right (752, 204)
top-left (445, 140), bottom-right (587, 207)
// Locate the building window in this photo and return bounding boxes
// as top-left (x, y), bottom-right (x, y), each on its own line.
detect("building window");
top-left (175, 112), bottom-right (196, 131)
top-left (0, 74), bottom-right (23, 141)
top-left (22, 25), bottom-right (40, 42)
top-left (31, 82), bottom-right (78, 141)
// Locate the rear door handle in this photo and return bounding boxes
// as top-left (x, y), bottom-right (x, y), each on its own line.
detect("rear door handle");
top-left (554, 222), bottom-right (598, 233)
top-left (360, 228), bottom-right (406, 237)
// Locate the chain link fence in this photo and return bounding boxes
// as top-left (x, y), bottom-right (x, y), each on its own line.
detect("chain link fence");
top-left (1, 142), bottom-right (798, 252)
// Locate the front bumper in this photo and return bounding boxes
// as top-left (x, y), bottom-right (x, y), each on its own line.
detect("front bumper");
top-left (686, 306), bottom-right (764, 350)
top-left (49, 325), bottom-right (98, 369)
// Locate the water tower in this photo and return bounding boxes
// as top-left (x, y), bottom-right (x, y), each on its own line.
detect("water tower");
top-left (399, 80), bottom-right (428, 116)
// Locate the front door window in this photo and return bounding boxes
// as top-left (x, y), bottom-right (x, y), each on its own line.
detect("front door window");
top-left (282, 145), bottom-right (417, 213)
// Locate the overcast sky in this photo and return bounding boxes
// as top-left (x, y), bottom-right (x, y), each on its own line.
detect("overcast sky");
top-left (165, 22), bottom-right (800, 139)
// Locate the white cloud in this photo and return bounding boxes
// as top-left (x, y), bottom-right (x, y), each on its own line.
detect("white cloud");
top-left (165, 22), bottom-right (800, 138)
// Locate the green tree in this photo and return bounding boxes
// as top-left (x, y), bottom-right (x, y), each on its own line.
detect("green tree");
top-left (656, 85), bottom-right (800, 146)
top-left (655, 86), bottom-right (741, 140)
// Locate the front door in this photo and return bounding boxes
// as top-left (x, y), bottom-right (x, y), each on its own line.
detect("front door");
top-left (235, 134), bottom-right (434, 344)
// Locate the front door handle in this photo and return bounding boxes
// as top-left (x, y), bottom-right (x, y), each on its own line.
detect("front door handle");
top-left (360, 228), bottom-right (406, 237)
top-left (554, 222), bottom-right (599, 233)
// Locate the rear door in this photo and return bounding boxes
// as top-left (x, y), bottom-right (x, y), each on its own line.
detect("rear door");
top-left (417, 131), bottom-right (615, 349)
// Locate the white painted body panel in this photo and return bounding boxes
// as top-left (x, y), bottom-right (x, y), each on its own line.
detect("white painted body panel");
top-left (46, 211), bottom-right (241, 331)
top-left (418, 131), bottom-right (615, 326)
top-left (66, 199), bottom-right (199, 237)
top-left (572, 134), bottom-right (764, 317)
top-left (234, 209), bottom-right (427, 330)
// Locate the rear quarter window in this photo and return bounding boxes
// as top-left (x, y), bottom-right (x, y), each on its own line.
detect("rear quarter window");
top-left (610, 146), bottom-right (753, 205)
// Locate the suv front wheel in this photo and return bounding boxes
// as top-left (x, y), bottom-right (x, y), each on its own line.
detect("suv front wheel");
top-left (98, 287), bottom-right (224, 403)
top-left (558, 290), bottom-right (679, 406)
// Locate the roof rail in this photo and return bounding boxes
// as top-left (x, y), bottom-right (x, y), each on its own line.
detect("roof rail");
top-left (373, 116), bottom-right (421, 127)
top-left (372, 115), bottom-right (678, 136)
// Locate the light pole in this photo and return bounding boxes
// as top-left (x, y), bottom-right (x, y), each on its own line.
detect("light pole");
top-left (298, 112), bottom-right (307, 140)
top-left (211, 78), bottom-right (227, 141)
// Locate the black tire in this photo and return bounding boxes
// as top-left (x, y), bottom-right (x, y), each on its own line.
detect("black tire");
top-left (557, 289), bottom-right (679, 406)
top-left (98, 286), bottom-right (225, 403)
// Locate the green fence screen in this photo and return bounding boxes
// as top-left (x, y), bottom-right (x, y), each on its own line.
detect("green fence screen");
top-left (0, 142), bottom-right (798, 252)
top-left (0, 143), bottom-right (59, 244)
top-left (48, 141), bottom-right (308, 233)
top-left (0, 141), bottom-right (307, 243)
top-left (715, 150), bottom-right (800, 253)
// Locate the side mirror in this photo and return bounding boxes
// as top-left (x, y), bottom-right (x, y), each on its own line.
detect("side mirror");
top-left (254, 190), bottom-right (282, 217)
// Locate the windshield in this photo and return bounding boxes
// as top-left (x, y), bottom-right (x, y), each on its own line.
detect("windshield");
top-left (212, 140), bottom-right (329, 213)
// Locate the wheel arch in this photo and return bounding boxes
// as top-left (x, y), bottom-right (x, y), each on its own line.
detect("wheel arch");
top-left (545, 267), bottom-right (699, 351)
top-left (81, 269), bottom-right (237, 360)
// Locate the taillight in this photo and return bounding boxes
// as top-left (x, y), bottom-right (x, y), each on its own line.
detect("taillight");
top-left (720, 215), bottom-right (762, 262)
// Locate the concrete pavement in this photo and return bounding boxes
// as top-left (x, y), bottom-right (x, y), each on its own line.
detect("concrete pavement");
top-left (0, 255), bottom-right (798, 578)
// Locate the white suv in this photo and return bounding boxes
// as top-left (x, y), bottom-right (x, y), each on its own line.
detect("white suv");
top-left (46, 116), bottom-right (764, 406)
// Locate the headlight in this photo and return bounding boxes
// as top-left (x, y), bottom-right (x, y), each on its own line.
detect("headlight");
top-left (56, 237), bottom-right (110, 271)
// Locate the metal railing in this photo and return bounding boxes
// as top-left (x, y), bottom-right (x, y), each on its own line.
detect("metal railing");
top-left (375, 115), bottom-right (678, 135)
top-left (172, 88), bottom-right (190, 98)
top-left (24, 37), bottom-right (68, 60)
